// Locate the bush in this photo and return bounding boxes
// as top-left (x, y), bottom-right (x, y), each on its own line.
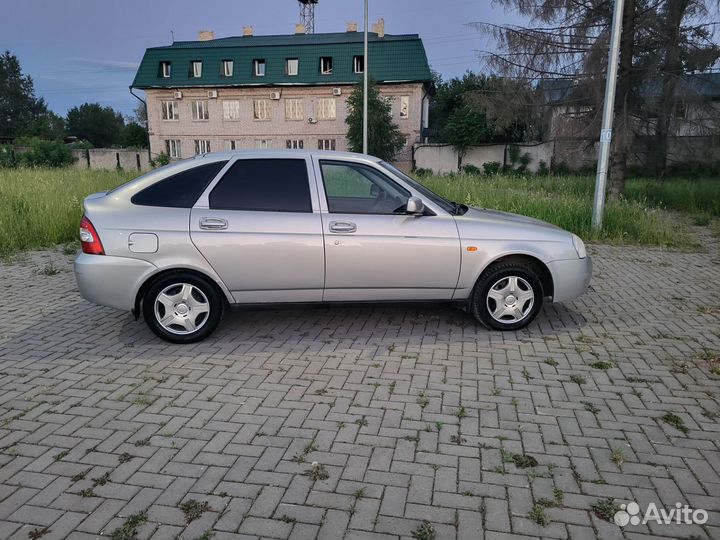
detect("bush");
top-left (537, 160), bottom-right (549, 176)
top-left (413, 167), bottom-right (433, 176)
top-left (482, 161), bottom-right (502, 175)
top-left (0, 146), bottom-right (16, 168)
top-left (461, 164), bottom-right (482, 175)
top-left (151, 152), bottom-right (171, 167)
top-left (16, 138), bottom-right (73, 168)
top-left (552, 161), bottom-right (571, 175)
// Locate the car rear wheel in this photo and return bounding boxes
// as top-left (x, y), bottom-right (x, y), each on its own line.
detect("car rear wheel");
top-left (470, 263), bottom-right (543, 331)
top-left (142, 273), bottom-right (223, 343)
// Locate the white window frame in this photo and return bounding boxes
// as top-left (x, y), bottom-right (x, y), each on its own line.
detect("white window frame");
top-left (286, 139), bottom-right (304, 149)
top-left (285, 98), bottom-right (304, 121)
top-left (254, 59), bottom-right (266, 77)
top-left (286, 58), bottom-right (299, 76)
top-left (353, 55), bottom-right (364, 74)
top-left (255, 139), bottom-right (272, 149)
top-left (191, 100), bottom-right (209, 121)
top-left (161, 61), bottom-right (171, 78)
top-left (194, 139), bottom-right (210, 155)
top-left (165, 139), bottom-right (181, 158)
top-left (191, 61), bottom-right (202, 78)
top-left (222, 100), bottom-right (241, 121)
top-left (222, 60), bottom-right (234, 77)
top-left (253, 99), bottom-right (270, 120)
top-left (316, 98), bottom-right (336, 120)
top-left (318, 139), bottom-right (336, 151)
top-left (399, 96), bottom-right (409, 119)
top-left (320, 57), bottom-right (333, 75)
top-left (161, 100), bottom-right (179, 121)
top-left (225, 140), bottom-right (241, 151)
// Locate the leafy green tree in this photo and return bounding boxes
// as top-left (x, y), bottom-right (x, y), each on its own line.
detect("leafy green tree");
top-left (21, 111), bottom-right (66, 140)
top-left (345, 79), bottom-right (406, 161)
top-left (441, 105), bottom-right (493, 156)
top-left (16, 137), bottom-right (73, 167)
top-left (0, 51), bottom-right (48, 137)
top-left (120, 122), bottom-right (147, 148)
top-left (66, 103), bottom-right (125, 148)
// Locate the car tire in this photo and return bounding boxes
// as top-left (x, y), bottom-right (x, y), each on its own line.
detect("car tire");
top-left (142, 272), bottom-right (223, 343)
top-left (470, 263), bottom-right (544, 331)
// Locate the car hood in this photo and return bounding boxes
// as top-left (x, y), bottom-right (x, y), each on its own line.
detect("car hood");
top-left (461, 206), bottom-right (561, 231)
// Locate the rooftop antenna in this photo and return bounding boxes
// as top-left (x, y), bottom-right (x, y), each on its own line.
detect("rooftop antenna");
top-left (298, 0), bottom-right (318, 34)
top-left (170, 30), bottom-right (175, 43)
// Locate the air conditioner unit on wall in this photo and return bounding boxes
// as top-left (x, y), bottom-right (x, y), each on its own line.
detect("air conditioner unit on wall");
top-left (332, 87), bottom-right (342, 96)
top-left (207, 90), bottom-right (218, 99)
top-left (174, 91), bottom-right (183, 99)
top-left (270, 91), bottom-right (281, 100)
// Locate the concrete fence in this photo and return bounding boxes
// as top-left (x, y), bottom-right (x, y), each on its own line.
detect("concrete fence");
top-left (413, 142), bottom-right (555, 174)
top-left (71, 148), bottom-right (152, 172)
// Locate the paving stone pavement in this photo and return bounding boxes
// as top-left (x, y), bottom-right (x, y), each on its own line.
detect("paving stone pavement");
top-left (0, 229), bottom-right (719, 540)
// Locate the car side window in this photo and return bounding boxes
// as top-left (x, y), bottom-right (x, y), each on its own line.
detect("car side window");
top-left (320, 161), bottom-right (410, 214)
top-left (209, 158), bottom-right (312, 212)
top-left (131, 161), bottom-right (228, 208)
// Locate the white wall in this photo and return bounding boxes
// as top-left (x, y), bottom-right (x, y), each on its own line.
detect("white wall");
top-left (414, 142), bottom-right (555, 173)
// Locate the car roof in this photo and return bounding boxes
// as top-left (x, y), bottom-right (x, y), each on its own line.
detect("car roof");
top-left (193, 149), bottom-right (382, 163)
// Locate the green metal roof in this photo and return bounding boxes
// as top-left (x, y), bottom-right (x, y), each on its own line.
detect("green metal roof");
top-left (131, 32), bottom-right (432, 89)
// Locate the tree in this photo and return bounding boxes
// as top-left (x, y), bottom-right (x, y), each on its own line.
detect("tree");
top-left (0, 51), bottom-right (48, 137)
top-left (120, 122), bottom-right (147, 148)
top-left (441, 105), bottom-right (493, 156)
top-left (66, 103), bottom-right (125, 148)
top-left (474, 0), bottom-right (720, 196)
top-left (21, 111), bottom-right (66, 140)
top-left (345, 79), bottom-right (406, 161)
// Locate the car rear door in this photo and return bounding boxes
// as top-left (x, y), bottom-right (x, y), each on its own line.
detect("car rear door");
top-left (313, 157), bottom-right (462, 301)
top-left (190, 156), bottom-right (325, 303)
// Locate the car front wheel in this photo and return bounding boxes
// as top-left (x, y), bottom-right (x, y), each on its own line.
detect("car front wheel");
top-left (470, 263), bottom-right (544, 331)
top-left (142, 273), bottom-right (223, 343)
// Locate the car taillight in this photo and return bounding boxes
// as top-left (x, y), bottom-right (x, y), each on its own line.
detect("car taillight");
top-left (80, 215), bottom-right (105, 255)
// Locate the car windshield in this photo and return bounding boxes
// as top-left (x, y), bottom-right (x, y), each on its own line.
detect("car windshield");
top-left (379, 161), bottom-right (463, 215)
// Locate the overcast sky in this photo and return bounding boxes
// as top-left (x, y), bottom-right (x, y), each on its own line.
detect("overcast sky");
top-left (4, 0), bottom-right (525, 116)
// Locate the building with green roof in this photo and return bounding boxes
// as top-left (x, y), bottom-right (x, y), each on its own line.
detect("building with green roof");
top-left (132, 23), bottom-right (433, 167)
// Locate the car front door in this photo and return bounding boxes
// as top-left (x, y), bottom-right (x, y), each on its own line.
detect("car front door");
top-left (314, 158), bottom-right (461, 301)
top-left (190, 157), bottom-right (324, 303)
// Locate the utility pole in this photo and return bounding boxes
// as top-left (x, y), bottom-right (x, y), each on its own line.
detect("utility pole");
top-left (592, 0), bottom-right (625, 230)
top-left (362, 0), bottom-right (369, 154)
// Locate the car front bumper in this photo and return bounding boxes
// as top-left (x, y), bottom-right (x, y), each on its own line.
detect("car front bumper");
top-left (547, 256), bottom-right (593, 302)
top-left (75, 253), bottom-right (157, 311)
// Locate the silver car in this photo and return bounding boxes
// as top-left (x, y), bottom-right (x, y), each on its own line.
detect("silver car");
top-left (74, 151), bottom-right (592, 343)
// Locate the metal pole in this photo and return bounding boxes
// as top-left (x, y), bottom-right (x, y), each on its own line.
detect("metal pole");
top-left (592, 0), bottom-right (625, 230)
top-left (362, 0), bottom-right (369, 154)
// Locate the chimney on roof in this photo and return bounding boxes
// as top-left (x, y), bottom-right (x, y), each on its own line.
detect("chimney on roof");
top-left (346, 21), bottom-right (358, 32)
top-left (372, 18), bottom-right (385, 38)
top-left (243, 26), bottom-right (253, 37)
top-left (295, 23), bottom-right (306, 34)
top-left (198, 30), bottom-right (215, 41)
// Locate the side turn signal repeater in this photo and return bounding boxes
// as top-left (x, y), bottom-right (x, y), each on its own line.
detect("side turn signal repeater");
top-left (466, 246), bottom-right (478, 252)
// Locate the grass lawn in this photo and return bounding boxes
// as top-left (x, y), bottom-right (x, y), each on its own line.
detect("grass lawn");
top-left (0, 166), bottom-right (716, 256)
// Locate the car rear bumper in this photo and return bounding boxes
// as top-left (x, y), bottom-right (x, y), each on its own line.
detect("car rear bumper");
top-left (547, 256), bottom-right (593, 302)
top-left (74, 253), bottom-right (156, 311)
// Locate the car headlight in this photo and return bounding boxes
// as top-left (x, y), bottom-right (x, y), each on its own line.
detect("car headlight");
top-left (572, 234), bottom-right (587, 259)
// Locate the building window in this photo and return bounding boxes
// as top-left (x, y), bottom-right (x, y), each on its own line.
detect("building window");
top-left (253, 99), bottom-right (270, 120)
top-left (255, 139), bottom-right (272, 149)
top-left (286, 139), bottom-right (304, 149)
top-left (320, 57), bottom-right (333, 75)
top-left (254, 59), bottom-right (266, 77)
top-left (285, 98), bottom-right (304, 120)
top-left (286, 58), bottom-right (299, 76)
top-left (165, 139), bottom-right (181, 158)
top-left (353, 55), bottom-right (364, 74)
top-left (161, 100), bottom-right (179, 120)
top-left (194, 140), bottom-right (211, 154)
top-left (160, 61), bottom-right (172, 78)
top-left (399, 96), bottom-right (409, 119)
top-left (222, 60), bottom-right (234, 77)
top-left (316, 98), bottom-right (336, 120)
top-left (191, 100), bottom-right (209, 120)
top-left (225, 140), bottom-right (242, 150)
top-left (190, 61), bottom-right (202, 78)
top-left (318, 139), bottom-right (336, 151)
top-left (222, 100), bottom-right (241, 120)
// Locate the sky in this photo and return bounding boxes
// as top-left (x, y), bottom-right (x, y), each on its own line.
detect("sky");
top-left (3, 0), bottom-right (525, 117)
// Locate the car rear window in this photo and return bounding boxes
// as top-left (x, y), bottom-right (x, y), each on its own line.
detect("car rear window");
top-left (131, 161), bottom-right (228, 208)
top-left (209, 159), bottom-right (312, 212)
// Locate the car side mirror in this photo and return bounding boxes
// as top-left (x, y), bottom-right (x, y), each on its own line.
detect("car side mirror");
top-left (406, 196), bottom-right (425, 215)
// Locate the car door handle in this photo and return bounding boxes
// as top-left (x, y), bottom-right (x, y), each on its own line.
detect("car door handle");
top-left (199, 217), bottom-right (228, 230)
top-left (329, 221), bottom-right (357, 233)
